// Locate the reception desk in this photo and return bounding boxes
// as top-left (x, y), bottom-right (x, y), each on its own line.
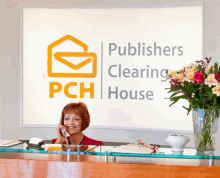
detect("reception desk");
top-left (0, 142), bottom-right (220, 177)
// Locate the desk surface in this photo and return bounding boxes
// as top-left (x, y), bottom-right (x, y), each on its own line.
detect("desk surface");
top-left (1, 142), bottom-right (220, 177)
top-left (0, 153), bottom-right (220, 178)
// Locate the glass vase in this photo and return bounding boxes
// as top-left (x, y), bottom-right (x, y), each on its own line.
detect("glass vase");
top-left (192, 109), bottom-right (220, 155)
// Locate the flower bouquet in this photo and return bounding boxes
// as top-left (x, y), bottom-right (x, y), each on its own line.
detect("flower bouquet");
top-left (166, 57), bottom-right (220, 153)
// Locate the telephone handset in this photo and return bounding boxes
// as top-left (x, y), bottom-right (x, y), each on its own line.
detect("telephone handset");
top-left (61, 128), bottom-right (69, 137)
top-left (59, 120), bottom-right (70, 144)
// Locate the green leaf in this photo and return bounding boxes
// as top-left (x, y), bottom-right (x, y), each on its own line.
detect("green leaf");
top-left (171, 95), bottom-right (186, 102)
top-left (183, 106), bottom-right (190, 112)
top-left (176, 85), bottom-right (188, 93)
top-left (197, 65), bottom-right (202, 71)
top-left (214, 62), bottom-right (218, 72)
top-left (187, 103), bottom-right (192, 115)
top-left (218, 66), bottom-right (220, 72)
top-left (213, 97), bottom-right (217, 108)
top-left (208, 93), bottom-right (213, 100)
top-left (169, 92), bottom-right (179, 99)
top-left (167, 88), bottom-right (178, 93)
top-left (169, 100), bottom-right (178, 107)
top-left (216, 109), bottom-right (220, 117)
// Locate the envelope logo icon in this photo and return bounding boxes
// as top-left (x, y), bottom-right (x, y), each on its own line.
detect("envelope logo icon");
top-left (48, 35), bottom-right (97, 78)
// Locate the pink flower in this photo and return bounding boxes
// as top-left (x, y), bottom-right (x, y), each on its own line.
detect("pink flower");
top-left (193, 72), bottom-right (204, 84)
top-left (213, 72), bottom-right (220, 82)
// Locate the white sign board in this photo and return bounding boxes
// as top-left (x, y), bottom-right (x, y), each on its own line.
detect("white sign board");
top-left (22, 5), bottom-right (203, 131)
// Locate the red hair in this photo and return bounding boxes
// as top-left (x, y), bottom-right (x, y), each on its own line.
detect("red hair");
top-left (60, 102), bottom-right (90, 131)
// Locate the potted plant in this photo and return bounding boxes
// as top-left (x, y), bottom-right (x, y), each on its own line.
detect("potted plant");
top-left (166, 57), bottom-right (220, 154)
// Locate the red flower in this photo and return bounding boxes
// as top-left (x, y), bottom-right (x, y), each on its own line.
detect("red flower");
top-left (193, 72), bottom-right (204, 84)
top-left (171, 84), bottom-right (177, 89)
top-left (213, 72), bottom-right (219, 82)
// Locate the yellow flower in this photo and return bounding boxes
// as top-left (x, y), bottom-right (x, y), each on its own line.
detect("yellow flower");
top-left (184, 72), bottom-right (194, 82)
top-left (189, 63), bottom-right (197, 69)
top-left (175, 74), bottom-right (184, 82)
top-left (190, 68), bottom-right (197, 73)
top-left (204, 74), bottom-right (218, 87)
top-left (169, 70), bottom-right (177, 78)
top-left (185, 68), bottom-right (191, 73)
top-left (212, 83), bottom-right (220, 96)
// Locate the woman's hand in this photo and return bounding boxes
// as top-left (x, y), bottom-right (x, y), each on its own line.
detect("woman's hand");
top-left (55, 124), bottom-right (67, 144)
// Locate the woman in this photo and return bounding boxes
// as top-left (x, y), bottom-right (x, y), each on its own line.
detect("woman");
top-left (52, 102), bottom-right (103, 146)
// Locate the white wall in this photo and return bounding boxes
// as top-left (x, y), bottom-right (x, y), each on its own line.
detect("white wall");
top-left (0, 0), bottom-right (220, 148)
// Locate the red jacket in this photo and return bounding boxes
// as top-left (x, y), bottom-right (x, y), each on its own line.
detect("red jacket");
top-left (51, 135), bottom-right (103, 146)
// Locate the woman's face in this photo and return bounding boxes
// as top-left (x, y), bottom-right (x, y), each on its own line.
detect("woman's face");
top-left (63, 112), bottom-right (82, 135)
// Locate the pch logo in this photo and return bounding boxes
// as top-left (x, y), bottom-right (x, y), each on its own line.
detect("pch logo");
top-left (48, 35), bottom-right (97, 99)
